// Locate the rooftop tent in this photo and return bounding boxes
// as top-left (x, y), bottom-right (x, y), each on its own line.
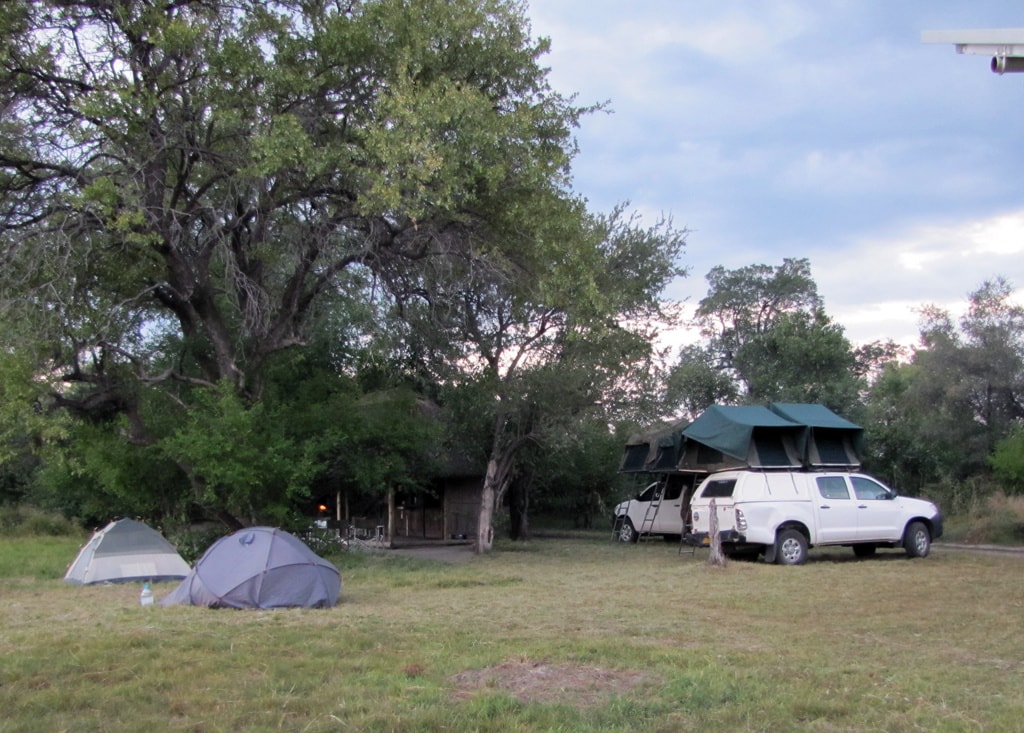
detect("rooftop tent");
top-left (159, 527), bottom-right (341, 609)
top-left (64, 518), bottom-right (190, 585)
top-left (680, 405), bottom-right (804, 470)
top-left (769, 403), bottom-right (864, 468)
top-left (619, 420), bottom-right (689, 473)
top-left (619, 437), bottom-right (652, 473)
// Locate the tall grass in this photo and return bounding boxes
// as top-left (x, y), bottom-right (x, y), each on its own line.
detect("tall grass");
top-left (0, 505), bottom-right (82, 538)
top-left (1, 532), bottom-right (1022, 732)
top-left (957, 492), bottom-right (1024, 545)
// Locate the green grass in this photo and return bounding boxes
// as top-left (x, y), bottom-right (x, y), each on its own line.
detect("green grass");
top-left (1, 534), bottom-right (1023, 732)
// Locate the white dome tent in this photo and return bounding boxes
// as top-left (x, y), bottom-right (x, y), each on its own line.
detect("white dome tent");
top-left (64, 518), bottom-right (190, 585)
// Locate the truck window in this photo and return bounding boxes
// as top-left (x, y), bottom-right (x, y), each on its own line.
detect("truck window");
top-left (663, 482), bottom-right (683, 501)
top-left (851, 476), bottom-right (892, 500)
top-left (637, 483), bottom-right (659, 502)
top-left (700, 479), bottom-right (736, 498)
top-left (816, 476), bottom-right (850, 500)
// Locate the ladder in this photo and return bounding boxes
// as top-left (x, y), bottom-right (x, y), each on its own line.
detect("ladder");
top-left (636, 482), bottom-right (664, 541)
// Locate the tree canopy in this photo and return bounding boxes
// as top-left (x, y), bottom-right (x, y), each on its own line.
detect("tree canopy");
top-left (676, 258), bottom-right (867, 414)
top-left (0, 0), bottom-right (686, 539)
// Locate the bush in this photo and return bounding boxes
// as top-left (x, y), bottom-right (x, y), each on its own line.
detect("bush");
top-left (990, 427), bottom-right (1024, 494)
top-left (167, 523), bottom-right (226, 564)
top-left (961, 493), bottom-right (1024, 545)
top-left (919, 476), bottom-right (996, 518)
top-left (0, 505), bottom-right (82, 537)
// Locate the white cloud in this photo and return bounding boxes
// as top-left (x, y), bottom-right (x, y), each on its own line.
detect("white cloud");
top-left (527, 0), bottom-right (1024, 351)
top-left (816, 210), bottom-right (1024, 344)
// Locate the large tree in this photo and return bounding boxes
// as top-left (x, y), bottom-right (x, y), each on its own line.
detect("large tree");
top-left (0, 0), bottom-right (592, 524)
top-left (680, 258), bottom-right (870, 414)
top-left (402, 207), bottom-right (685, 550)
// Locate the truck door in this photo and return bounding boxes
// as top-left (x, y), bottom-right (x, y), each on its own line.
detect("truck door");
top-left (850, 475), bottom-right (903, 541)
top-left (653, 477), bottom-right (685, 534)
top-left (812, 475), bottom-right (861, 543)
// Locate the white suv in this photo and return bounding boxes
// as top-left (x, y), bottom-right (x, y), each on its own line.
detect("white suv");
top-left (683, 470), bottom-right (943, 564)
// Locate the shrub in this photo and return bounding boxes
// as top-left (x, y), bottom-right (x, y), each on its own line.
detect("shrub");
top-left (962, 492), bottom-right (1024, 545)
top-left (990, 427), bottom-right (1024, 494)
top-left (167, 524), bottom-right (226, 564)
top-left (0, 505), bottom-right (82, 537)
top-left (920, 476), bottom-right (996, 517)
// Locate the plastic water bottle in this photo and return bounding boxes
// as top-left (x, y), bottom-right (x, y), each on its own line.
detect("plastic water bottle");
top-left (140, 581), bottom-right (154, 606)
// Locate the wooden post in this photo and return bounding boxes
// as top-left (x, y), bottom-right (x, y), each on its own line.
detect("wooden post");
top-left (707, 497), bottom-right (726, 567)
top-left (386, 485), bottom-right (396, 549)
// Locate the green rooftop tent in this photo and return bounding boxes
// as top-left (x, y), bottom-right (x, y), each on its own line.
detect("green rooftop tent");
top-left (621, 403), bottom-right (863, 476)
top-left (64, 518), bottom-right (190, 585)
top-left (768, 402), bottom-right (863, 468)
top-left (680, 404), bottom-right (805, 471)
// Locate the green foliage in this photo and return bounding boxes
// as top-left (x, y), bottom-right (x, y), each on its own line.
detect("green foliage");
top-left (860, 362), bottom-right (942, 491)
top-left (165, 524), bottom-right (226, 565)
top-left (0, 0), bottom-right (595, 528)
top-left (695, 257), bottom-right (821, 345)
top-left (161, 383), bottom-right (309, 524)
top-left (521, 419), bottom-right (626, 529)
top-left (665, 345), bottom-right (739, 419)
top-left (865, 278), bottom-right (1024, 490)
top-left (0, 505), bottom-right (81, 538)
top-left (990, 427), bottom-right (1024, 494)
top-left (680, 258), bottom-right (862, 412)
top-left (26, 419), bottom-right (186, 526)
top-left (734, 308), bottom-right (861, 411)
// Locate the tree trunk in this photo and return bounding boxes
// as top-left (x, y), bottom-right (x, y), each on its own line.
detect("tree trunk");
top-left (707, 498), bottom-right (726, 567)
top-left (476, 462), bottom-right (498, 553)
top-left (508, 478), bottom-right (530, 541)
top-left (386, 485), bottom-right (396, 549)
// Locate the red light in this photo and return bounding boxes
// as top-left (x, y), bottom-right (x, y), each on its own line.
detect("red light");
top-left (318, 504), bottom-right (328, 512)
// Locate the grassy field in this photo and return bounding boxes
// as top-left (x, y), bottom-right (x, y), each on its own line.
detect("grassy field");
top-left (1, 533), bottom-right (1022, 732)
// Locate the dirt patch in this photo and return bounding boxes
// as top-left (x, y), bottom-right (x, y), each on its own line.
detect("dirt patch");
top-left (450, 660), bottom-right (652, 707)
top-left (389, 542), bottom-right (476, 563)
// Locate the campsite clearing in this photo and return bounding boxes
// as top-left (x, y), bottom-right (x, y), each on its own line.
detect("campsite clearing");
top-left (1, 534), bottom-right (1022, 732)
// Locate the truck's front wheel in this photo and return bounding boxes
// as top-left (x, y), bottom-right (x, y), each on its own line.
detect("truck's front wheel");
top-left (775, 529), bottom-right (808, 565)
top-left (618, 519), bottom-right (639, 543)
top-left (903, 521), bottom-right (931, 558)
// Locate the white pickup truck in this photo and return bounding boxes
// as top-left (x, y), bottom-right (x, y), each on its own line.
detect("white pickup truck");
top-left (612, 476), bottom-right (699, 542)
top-left (682, 470), bottom-right (943, 564)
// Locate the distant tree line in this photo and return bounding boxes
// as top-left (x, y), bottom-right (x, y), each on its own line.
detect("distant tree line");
top-left (667, 258), bottom-right (1024, 513)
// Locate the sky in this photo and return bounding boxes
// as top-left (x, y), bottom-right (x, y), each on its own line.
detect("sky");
top-left (525, 1), bottom-right (1024, 348)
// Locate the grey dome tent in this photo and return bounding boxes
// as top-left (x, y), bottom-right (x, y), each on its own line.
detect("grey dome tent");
top-left (159, 527), bottom-right (341, 609)
top-left (64, 518), bottom-right (190, 585)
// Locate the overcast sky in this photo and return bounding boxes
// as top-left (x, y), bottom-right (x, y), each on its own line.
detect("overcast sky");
top-left (525, 1), bottom-right (1024, 348)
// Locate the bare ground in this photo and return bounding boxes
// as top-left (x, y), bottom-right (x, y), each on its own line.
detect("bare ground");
top-left (449, 660), bottom-right (653, 707)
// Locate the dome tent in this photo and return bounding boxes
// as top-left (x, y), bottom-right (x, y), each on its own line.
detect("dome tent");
top-left (160, 527), bottom-right (341, 609)
top-left (64, 518), bottom-right (190, 585)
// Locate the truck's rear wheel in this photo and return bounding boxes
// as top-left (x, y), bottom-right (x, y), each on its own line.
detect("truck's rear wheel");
top-left (903, 521), bottom-right (931, 558)
top-left (775, 529), bottom-right (808, 565)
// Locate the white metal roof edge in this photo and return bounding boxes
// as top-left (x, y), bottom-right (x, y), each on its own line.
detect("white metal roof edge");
top-left (922, 29), bottom-right (1024, 45)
